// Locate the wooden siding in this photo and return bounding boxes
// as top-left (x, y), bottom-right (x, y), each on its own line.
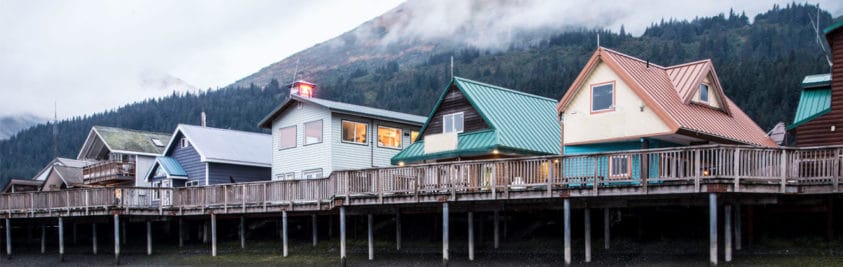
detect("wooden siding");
top-left (421, 85), bottom-right (490, 137)
top-left (134, 155), bottom-right (155, 187)
top-left (169, 133), bottom-right (207, 185)
top-left (795, 32), bottom-right (843, 146)
top-left (207, 162), bottom-right (271, 185)
top-left (271, 101), bottom-right (333, 179)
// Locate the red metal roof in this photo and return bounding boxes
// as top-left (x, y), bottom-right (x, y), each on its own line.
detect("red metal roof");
top-left (559, 47), bottom-right (777, 147)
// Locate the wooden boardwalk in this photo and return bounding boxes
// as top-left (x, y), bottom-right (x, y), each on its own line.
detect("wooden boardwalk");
top-left (1, 144), bottom-right (841, 265)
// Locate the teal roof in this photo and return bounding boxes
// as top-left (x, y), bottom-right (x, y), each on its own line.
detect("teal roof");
top-left (801, 73), bottom-right (831, 88)
top-left (824, 19), bottom-right (843, 35)
top-left (155, 156), bottom-right (188, 177)
top-left (789, 87), bottom-right (831, 130)
top-left (392, 77), bottom-right (561, 164)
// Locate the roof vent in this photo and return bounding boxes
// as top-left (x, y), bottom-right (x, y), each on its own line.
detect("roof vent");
top-left (646, 60), bottom-right (650, 68)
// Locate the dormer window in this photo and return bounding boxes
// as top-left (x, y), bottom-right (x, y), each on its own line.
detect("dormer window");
top-left (700, 84), bottom-right (710, 102)
top-left (180, 138), bottom-right (190, 148)
top-left (443, 112), bottom-right (464, 133)
top-left (591, 82), bottom-right (615, 113)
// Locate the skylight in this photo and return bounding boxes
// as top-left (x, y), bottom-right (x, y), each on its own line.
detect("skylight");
top-left (151, 138), bottom-right (164, 147)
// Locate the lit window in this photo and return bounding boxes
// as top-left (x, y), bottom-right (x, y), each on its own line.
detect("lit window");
top-left (180, 138), bottom-right (190, 148)
top-left (342, 120), bottom-right (367, 144)
top-left (410, 130), bottom-right (420, 144)
top-left (378, 126), bottom-right (402, 148)
top-left (443, 112), bottom-right (464, 133)
top-left (700, 84), bottom-right (709, 102)
top-left (609, 155), bottom-right (631, 178)
top-left (278, 125), bottom-right (297, 149)
top-left (304, 120), bottom-right (323, 145)
top-left (591, 83), bottom-right (614, 112)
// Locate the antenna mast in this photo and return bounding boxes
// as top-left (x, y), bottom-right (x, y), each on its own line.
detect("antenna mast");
top-left (450, 56), bottom-right (454, 78)
top-left (290, 58), bottom-right (300, 91)
top-left (597, 33), bottom-right (600, 47)
top-left (809, 4), bottom-right (833, 67)
top-left (52, 101), bottom-right (57, 159)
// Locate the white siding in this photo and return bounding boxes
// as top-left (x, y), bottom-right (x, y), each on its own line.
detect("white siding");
top-left (134, 155), bottom-right (155, 187)
top-left (271, 102), bottom-right (333, 179)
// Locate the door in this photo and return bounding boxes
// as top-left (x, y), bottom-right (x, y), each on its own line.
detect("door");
top-left (161, 179), bottom-right (172, 206)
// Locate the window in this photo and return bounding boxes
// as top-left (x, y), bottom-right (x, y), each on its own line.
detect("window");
top-left (342, 120), bottom-right (367, 144)
top-left (443, 112), bottom-right (464, 133)
top-left (151, 138), bottom-right (164, 147)
top-left (303, 169), bottom-right (323, 179)
top-left (285, 172), bottom-right (295, 180)
top-left (304, 120), bottom-right (323, 145)
top-left (185, 180), bottom-right (199, 187)
top-left (699, 84), bottom-right (709, 102)
top-left (591, 82), bottom-right (614, 112)
top-left (410, 130), bottom-right (420, 144)
top-left (152, 181), bottom-right (161, 200)
top-left (180, 138), bottom-right (190, 148)
top-left (278, 125), bottom-right (297, 150)
top-left (378, 126), bottom-right (402, 148)
top-left (609, 155), bottom-right (631, 178)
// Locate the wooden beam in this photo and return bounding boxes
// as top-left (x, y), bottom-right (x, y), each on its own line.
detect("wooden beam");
top-left (493, 210), bottom-right (500, 249)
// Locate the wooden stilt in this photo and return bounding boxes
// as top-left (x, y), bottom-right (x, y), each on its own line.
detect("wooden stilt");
top-left (240, 216), bottom-right (245, 250)
top-left (121, 221), bottom-right (126, 245)
top-left (93, 223), bottom-right (98, 255)
top-left (710, 193), bottom-right (718, 265)
top-left (735, 205), bottom-right (742, 251)
top-left (178, 218), bottom-right (184, 248)
top-left (585, 208), bottom-right (591, 263)
top-left (443, 202), bottom-right (449, 266)
top-left (282, 211), bottom-right (288, 257)
top-left (146, 221), bottom-right (152, 256)
top-left (73, 222), bottom-right (78, 245)
top-left (58, 217), bottom-right (64, 262)
top-left (114, 214), bottom-right (120, 265)
top-left (211, 214), bottom-right (217, 257)
top-left (340, 207), bottom-right (346, 266)
top-left (493, 210), bottom-right (499, 249)
top-left (725, 205), bottom-right (732, 262)
top-left (368, 214), bottom-right (374, 260)
top-left (604, 208), bottom-right (610, 250)
top-left (563, 199), bottom-right (571, 265)
top-left (468, 211), bottom-right (474, 261)
top-left (312, 214), bottom-right (318, 247)
top-left (5, 218), bottom-right (12, 260)
top-left (395, 211), bottom-right (401, 251)
top-left (41, 225), bottom-right (46, 254)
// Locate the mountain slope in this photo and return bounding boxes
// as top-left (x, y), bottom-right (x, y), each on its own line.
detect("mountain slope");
top-left (0, 3), bottom-right (835, 188)
top-left (0, 114), bottom-right (46, 140)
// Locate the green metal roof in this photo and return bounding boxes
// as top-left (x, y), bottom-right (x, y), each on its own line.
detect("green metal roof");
top-left (391, 77), bottom-right (561, 164)
top-left (801, 73), bottom-right (831, 88)
top-left (824, 19), bottom-right (843, 35)
top-left (156, 156), bottom-right (188, 177)
top-left (788, 87), bottom-right (831, 130)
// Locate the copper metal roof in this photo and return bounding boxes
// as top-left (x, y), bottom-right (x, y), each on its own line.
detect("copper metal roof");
top-left (559, 47), bottom-right (777, 147)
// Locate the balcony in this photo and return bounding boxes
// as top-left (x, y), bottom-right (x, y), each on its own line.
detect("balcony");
top-left (83, 160), bottom-right (136, 186)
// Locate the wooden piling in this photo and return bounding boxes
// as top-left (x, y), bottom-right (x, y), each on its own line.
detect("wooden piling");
top-left (41, 225), bottom-right (45, 254)
top-left (563, 199), bottom-right (571, 265)
top-left (282, 211), bottom-right (288, 257)
top-left (604, 208), bottom-right (610, 250)
top-left (709, 193), bottom-right (718, 265)
top-left (312, 214), bottom-right (318, 247)
top-left (368, 214), bottom-right (374, 260)
top-left (735, 205), bottom-right (742, 251)
top-left (493, 210), bottom-right (499, 249)
top-left (340, 207), bottom-right (346, 266)
top-left (5, 218), bottom-right (12, 260)
top-left (468, 211), bottom-right (474, 261)
top-left (240, 216), bottom-right (245, 250)
top-left (585, 208), bottom-right (591, 263)
top-left (211, 214), bottom-right (217, 257)
top-left (146, 221), bottom-right (152, 256)
top-left (725, 205), bottom-right (732, 262)
top-left (114, 214), bottom-right (120, 265)
top-left (395, 211), bottom-right (402, 251)
top-left (443, 202), bottom-right (449, 266)
top-left (58, 217), bottom-right (64, 262)
top-left (178, 218), bottom-right (184, 248)
top-left (93, 223), bottom-right (98, 255)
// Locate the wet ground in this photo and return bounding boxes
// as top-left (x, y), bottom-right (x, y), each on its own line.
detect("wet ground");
top-left (2, 237), bottom-right (842, 266)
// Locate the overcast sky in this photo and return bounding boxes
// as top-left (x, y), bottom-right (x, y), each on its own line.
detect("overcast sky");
top-left (0, 0), bottom-right (840, 120)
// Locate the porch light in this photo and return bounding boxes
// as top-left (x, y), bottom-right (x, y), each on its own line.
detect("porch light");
top-left (703, 168), bottom-right (710, 176)
top-left (398, 161), bottom-right (405, 167)
top-left (492, 149), bottom-right (499, 155)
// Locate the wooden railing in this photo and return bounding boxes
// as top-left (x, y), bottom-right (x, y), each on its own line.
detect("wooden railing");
top-left (2, 145), bottom-right (842, 216)
top-left (82, 160), bottom-right (136, 184)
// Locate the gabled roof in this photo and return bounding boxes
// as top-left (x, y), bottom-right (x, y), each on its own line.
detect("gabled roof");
top-left (558, 47), bottom-right (776, 147)
top-left (77, 126), bottom-right (171, 159)
top-left (392, 77), bottom-right (561, 164)
top-left (258, 95), bottom-right (426, 128)
top-left (53, 165), bottom-right (84, 187)
top-left (163, 124), bottom-right (272, 167)
top-left (788, 74), bottom-right (833, 130)
top-left (1, 179), bottom-right (44, 193)
top-left (33, 157), bottom-right (92, 181)
top-left (144, 156), bottom-right (188, 181)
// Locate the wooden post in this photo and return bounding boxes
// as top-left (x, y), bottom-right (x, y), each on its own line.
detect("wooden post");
top-left (340, 207), bottom-right (346, 266)
top-left (58, 217), bottom-right (64, 262)
top-left (282, 211), bottom-right (288, 257)
top-left (563, 199), bottom-right (571, 265)
top-left (780, 150), bottom-right (787, 193)
top-left (203, 222), bottom-right (208, 244)
top-left (604, 208), bottom-right (610, 250)
top-left (442, 202), bottom-right (449, 266)
top-left (395, 211), bottom-right (401, 251)
top-left (114, 214), bottom-right (120, 265)
top-left (73, 222), bottom-right (78, 245)
top-left (709, 193), bottom-right (718, 265)
top-left (695, 150), bottom-right (702, 192)
top-left (93, 223), bottom-right (98, 255)
top-left (211, 214), bottom-right (217, 257)
top-left (121, 221), bottom-right (126, 245)
top-left (734, 149), bottom-right (741, 192)
top-left (178, 218), bottom-right (184, 248)
top-left (146, 221), bottom-right (152, 256)
top-left (585, 208), bottom-right (591, 263)
top-left (5, 218), bottom-right (11, 260)
top-left (240, 216), bottom-right (245, 250)
top-left (493, 210), bottom-right (500, 249)
top-left (41, 225), bottom-right (46, 254)
top-left (725, 205), bottom-right (732, 262)
top-left (368, 214), bottom-right (374, 260)
top-left (312, 214), bottom-right (318, 247)
top-left (735, 205), bottom-right (742, 251)
top-left (468, 211), bottom-right (474, 261)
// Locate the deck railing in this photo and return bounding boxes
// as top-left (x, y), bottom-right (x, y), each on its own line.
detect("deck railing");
top-left (2, 145), bottom-right (842, 216)
top-left (82, 160), bottom-right (136, 184)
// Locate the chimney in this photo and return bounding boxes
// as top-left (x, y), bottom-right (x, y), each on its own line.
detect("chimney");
top-left (201, 111), bottom-right (207, 127)
top-left (290, 80), bottom-right (316, 98)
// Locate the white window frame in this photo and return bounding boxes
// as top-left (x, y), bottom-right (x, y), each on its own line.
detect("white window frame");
top-left (609, 155), bottom-right (632, 178)
top-left (278, 125), bottom-right (297, 150)
top-left (699, 83), bottom-right (710, 103)
top-left (591, 82), bottom-right (615, 113)
top-left (152, 181), bottom-right (161, 200)
top-left (377, 126), bottom-right (403, 149)
top-left (180, 138), bottom-right (189, 148)
top-left (443, 112), bottom-right (465, 133)
top-left (302, 168), bottom-right (323, 179)
top-left (185, 180), bottom-right (199, 187)
top-left (304, 119), bottom-right (323, 145)
top-left (341, 120), bottom-right (368, 145)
